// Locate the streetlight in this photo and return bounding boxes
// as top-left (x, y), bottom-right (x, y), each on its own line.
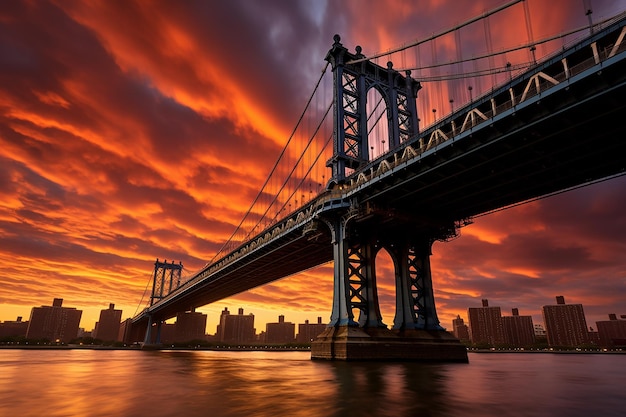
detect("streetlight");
top-left (586, 8), bottom-right (593, 35)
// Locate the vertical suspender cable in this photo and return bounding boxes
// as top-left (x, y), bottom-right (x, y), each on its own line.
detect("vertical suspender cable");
top-left (524, 0), bottom-right (536, 64)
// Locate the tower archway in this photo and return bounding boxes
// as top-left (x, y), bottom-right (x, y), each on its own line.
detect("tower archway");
top-left (366, 87), bottom-right (391, 160)
top-left (325, 35), bottom-right (421, 186)
top-left (373, 246), bottom-right (395, 325)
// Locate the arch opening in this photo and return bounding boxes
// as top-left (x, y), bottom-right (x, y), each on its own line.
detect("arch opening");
top-left (366, 87), bottom-right (391, 161)
top-left (374, 246), bottom-right (395, 327)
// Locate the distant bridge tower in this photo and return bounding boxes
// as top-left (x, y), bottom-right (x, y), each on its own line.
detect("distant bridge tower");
top-left (150, 259), bottom-right (183, 306)
top-left (325, 34), bottom-right (421, 186)
top-left (313, 35), bottom-right (467, 361)
top-left (142, 259), bottom-right (183, 345)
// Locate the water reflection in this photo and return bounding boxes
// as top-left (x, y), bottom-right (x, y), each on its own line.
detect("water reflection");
top-left (328, 361), bottom-right (454, 417)
top-left (1, 350), bottom-right (625, 417)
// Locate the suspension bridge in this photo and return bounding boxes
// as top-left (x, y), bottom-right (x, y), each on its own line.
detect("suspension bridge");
top-left (129, 2), bottom-right (626, 361)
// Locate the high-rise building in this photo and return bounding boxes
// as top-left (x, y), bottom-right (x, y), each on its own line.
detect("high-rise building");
top-left (217, 307), bottom-right (255, 344)
top-left (451, 315), bottom-right (470, 342)
top-left (542, 296), bottom-right (589, 347)
top-left (175, 309), bottom-right (207, 342)
top-left (596, 314), bottom-right (626, 348)
top-left (93, 303), bottom-right (122, 342)
top-left (468, 299), bottom-right (504, 345)
top-left (265, 315), bottom-right (295, 344)
top-left (501, 308), bottom-right (535, 347)
top-left (0, 316), bottom-right (28, 338)
top-left (26, 298), bottom-right (82, 343)
top-left (296, 317), bottom-right (327, 343)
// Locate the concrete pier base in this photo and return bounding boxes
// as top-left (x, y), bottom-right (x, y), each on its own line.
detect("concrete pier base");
top-left (311, 326), bottom-right (468, 362)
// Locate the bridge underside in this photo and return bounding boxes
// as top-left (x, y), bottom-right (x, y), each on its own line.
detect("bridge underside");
top-left (133, 228), bottom-right (334, 328)
top-left (361, 60), bottom-right (626, 222)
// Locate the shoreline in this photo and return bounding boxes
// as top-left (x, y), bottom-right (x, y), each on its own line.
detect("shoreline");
top-left (468, 348), bottom-right (625, 354)
top-left (1, 345), bottom-right (624, 354)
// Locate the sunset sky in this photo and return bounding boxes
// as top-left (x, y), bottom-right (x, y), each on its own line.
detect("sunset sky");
top-left (1, 0), bottom-right (625, 336)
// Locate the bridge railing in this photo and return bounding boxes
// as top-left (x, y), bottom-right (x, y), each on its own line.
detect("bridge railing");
top-left (408, 12), bottom-right (626, 142)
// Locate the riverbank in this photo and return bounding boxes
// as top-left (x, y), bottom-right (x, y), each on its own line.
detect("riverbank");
top-left (0, 344), bottom-right (311, 351)
top-left (2, 344), bottom-right (625, 354)
top-left (469, 348), bottom-right (625, 354)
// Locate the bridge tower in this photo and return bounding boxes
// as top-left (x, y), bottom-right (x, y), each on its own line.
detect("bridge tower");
top-left (325, 34), bottom-right (421, 186)
top-left (143, 259), bottom-right (183, 345)
top-left (312, 35), bottom-right (467, 361)
top-left (150, 259), bottom-right (183, 306)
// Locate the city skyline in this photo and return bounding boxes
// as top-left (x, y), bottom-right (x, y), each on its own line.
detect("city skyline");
top-left (2, 293), bottom-right (623, 339)
top-left (1, 0), bottom-right (625, 333)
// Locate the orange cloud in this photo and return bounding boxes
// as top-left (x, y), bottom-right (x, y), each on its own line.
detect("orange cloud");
top-left (1, 0), bottom-right (624, 334)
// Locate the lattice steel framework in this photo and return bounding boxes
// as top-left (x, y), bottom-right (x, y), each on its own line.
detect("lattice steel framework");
top-left (346, 241), bottom-right (384, 327)
top-left (325, 34), bottom-right (421, 185)
top-left (389, 241), bottom-right (443, 330)
top-left (326, 213), bottom-right (386, 328)
top-left (326, 214), bottom-right (444, 330)
top-left (150, 259), bottom-right (183, 306)
top-left (322, 33), bottom-right (442, 330)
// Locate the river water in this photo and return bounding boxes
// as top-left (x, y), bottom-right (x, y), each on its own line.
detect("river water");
top-left (0, 349), bottom-right (624, 417)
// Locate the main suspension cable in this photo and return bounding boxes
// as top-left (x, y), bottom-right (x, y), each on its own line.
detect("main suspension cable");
top-left (347, 0), bottom-right (524, 65)
top-left (400, 22), bottom-right (598, 73)
top-left (209, 62), bottom-right (330, 264)
top-left (243, 99), bottom-right (334, 243)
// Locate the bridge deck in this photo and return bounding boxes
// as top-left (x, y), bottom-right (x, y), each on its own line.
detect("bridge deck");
top-left (358, 52), bottom-right (626, 222)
